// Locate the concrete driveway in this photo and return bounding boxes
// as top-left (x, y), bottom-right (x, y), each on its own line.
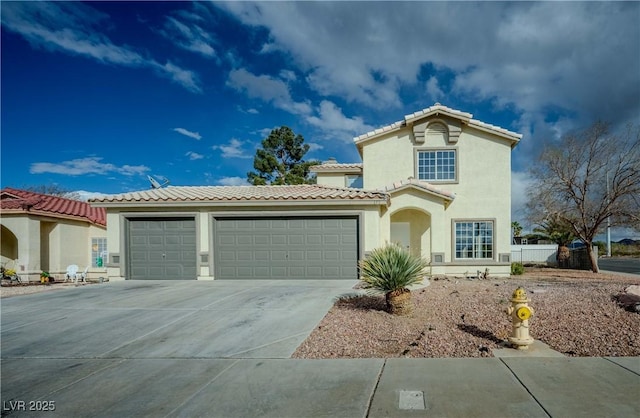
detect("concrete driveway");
top-left (1, 280), bottom-right (357, 359)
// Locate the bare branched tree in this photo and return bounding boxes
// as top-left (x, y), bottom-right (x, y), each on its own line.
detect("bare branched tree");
top-left (526, 122), bottom-right (640, 272)
top-left (23, 185), bottom-right (81, 200)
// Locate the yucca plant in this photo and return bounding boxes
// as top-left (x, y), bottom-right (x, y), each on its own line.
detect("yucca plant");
top-left (359, 243), bottom-right (429, 316)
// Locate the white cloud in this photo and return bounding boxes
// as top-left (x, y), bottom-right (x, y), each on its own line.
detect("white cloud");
top-left (511, 170), bottom-right (535, 223)
top-left (173, 128), bottom-right (202, 140)
top-left (73, 190), bottom-right (106, 201)
top-left (306, 101), bottom-right (374, 142)
top-left (426, 76), bottom-right (444, 101)
top-left (279, 69), bottom-right (297, 82)
top-left (212, 138), bottom-right (252, 159)
top-left (185, 151), bottom-right (204, 160)
top-left (1, 2), bottom-right (202, 93)
top-left (227, 68), bottom-right (312, 115)
top-left (218, 2), bottom-right (639, 143)
top-left (307, 142), bottom-right (324, 152)
top-left (216, 176), bottom-right (249, 186)
top-left (30, 157), bottom-right (149, 176)
top-left (159, 12), bottom-right (216, 58)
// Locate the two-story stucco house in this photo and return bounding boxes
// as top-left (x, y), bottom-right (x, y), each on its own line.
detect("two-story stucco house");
top-left (90, 104), bottom-right (521, 280)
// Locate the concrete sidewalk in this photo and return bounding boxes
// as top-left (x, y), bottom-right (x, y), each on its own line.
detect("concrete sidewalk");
top-left (2, 356), bottom-right (638, 417)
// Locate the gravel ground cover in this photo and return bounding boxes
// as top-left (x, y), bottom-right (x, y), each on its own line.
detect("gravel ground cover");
top-left (0, 282), bottom-right (86, 298)
top-left (293, 268), bottom-right (640, 359)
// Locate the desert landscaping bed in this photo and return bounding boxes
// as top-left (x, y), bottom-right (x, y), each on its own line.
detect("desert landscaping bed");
top-left (293, 269), bottom-right (640, 359)
top-left (0, 282), bottom-right (89, 298)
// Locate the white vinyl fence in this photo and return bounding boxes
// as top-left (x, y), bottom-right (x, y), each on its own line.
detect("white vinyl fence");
top-left (511, 245), bottom-right (558, 265)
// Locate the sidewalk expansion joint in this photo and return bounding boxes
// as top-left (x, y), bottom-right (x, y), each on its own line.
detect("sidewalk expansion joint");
top-left (365, 359), bottom-right (386, 418)
top-left (603, 357), bottom-right (640, 376)
top-left (499, 358), bottom-right (553, 418)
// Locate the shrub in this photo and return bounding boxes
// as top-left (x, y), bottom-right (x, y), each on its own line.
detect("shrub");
top-left (359, 243), bottom-right (429, 315)
top-left (511, 262), bottom-right (524, 275)
top-left (359, 243), bottom-right (428, 293)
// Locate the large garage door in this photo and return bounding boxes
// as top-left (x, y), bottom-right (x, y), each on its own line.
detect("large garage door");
top-left (214, 217), bottom-right (358, 280)
top-left (127, 218), bottom-right (197, 280)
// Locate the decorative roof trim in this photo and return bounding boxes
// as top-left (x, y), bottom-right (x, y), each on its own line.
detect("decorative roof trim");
top-left (310, 163), bottom-right (363, 174)
top-left (379, 178), bottom-right (456, 201)
top-left (354, 103), bottom-right (522, 145)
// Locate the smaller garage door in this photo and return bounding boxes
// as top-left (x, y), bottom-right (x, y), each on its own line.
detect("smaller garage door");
top-left (127, 218), bottom-right (197, 280)
top-left (214, 217), bottom-right (358, 280)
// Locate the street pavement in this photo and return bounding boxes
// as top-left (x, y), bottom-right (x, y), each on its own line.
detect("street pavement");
top-left (1, 281), bottom-right (639, 417)
top-left (598, 257), bottom-right (640, 275)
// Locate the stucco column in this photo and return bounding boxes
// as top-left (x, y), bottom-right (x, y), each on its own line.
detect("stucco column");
top-left (429, 209), bottom-right (447, 258)
top-left (378, 208), bottom-right (391, 248)
top-left (19, 217), bottom-right (41, 276)
top-left (198, 211), bottom-right (213, 280)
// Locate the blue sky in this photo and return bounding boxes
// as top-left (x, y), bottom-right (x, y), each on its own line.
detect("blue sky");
top-left (1, 1), bottom-right (639, 235)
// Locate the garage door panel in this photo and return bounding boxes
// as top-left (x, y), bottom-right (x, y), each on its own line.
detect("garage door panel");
top-left (305, 219), bottom-right (323, 229)
top-left (127, 218), bottom-right (196, 280)
top-left (289, 250), bottom-right (304, 261)
top-left (306, 250), bottom-right (322, 260)
top-left (214, 217), bottom-right (358, 280)
top-left (306, 235), bottom-right (322, 245)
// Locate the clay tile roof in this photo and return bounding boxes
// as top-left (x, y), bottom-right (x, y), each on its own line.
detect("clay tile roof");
top-left (309, 162), bottom-right (363, 173)
top-left (379, 178), bottom-right (456, 201)
top-left (1, 187), bottom-right (106, 226)
top-left (89, 185), bottom-right (389, 205)
top-left (354, 103), bottom-right (522, 144)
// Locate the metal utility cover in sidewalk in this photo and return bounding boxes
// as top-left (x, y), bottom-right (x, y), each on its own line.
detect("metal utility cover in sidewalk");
top-left (213, 217), bottom-right (358, 280)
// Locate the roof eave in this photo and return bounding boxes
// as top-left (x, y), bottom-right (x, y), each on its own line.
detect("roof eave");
top-left (0, 208), bottom-right (106, 227)
top-left (91, 198), bottom-right (390, 209)
top-left (386, 184), bottom-right (455, 202)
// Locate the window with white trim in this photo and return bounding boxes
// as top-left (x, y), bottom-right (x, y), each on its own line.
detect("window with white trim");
top-left (455, 221), bottom-right (493, 259)
top-left (91, 238), bottom-right (107, 268)
top-left (417, 150), bottom-right (456, 181)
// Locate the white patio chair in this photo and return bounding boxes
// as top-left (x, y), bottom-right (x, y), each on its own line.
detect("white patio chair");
top-left (65, 265), bottom-right (79, 283)
top-left (78, 266), bottom-right (89, 283)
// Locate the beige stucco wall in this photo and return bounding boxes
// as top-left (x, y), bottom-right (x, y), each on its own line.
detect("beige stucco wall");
top-left (0, 214), bottom-right (106, 281)
top-left (315, 172), bottom-right (348, 188)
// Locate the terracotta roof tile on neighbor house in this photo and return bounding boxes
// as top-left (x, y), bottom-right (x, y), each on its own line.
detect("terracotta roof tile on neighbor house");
top-left (1, 187), bottom-right (106, 226)
top-left (354, 103), bottom-right (522, 144)
top-left (89, 185), bottom-right (390, 205)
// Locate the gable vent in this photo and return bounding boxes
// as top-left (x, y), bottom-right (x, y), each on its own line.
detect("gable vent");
top-left (426, 123), bottom-right (449, 144)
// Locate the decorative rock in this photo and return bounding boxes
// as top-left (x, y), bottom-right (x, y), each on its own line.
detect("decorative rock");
top-left (625, 285), bottom-right (640, 297)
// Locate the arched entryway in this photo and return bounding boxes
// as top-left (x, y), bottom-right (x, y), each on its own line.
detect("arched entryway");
top-left (1, 225), bottom-right (19, 265)
top-left (389, 208), bottom-right (431, 260)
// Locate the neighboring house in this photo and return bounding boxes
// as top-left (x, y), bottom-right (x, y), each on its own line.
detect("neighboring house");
top-left (90, 103), bottom-right (521, 280)
top-left (1, 188), bottom-right (107, 282)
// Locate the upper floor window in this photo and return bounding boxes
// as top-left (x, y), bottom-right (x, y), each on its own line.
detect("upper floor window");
top-left (417, 150), bottom-right (456, 181)
top-left (345, 175), bottom-right (363, 188)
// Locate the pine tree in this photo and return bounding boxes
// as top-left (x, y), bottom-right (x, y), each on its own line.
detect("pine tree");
top-left (247, 126), bottom-right (319, 185)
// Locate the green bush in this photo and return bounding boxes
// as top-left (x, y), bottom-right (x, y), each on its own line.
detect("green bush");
top-left (511, 262), bottom-right (524, 275)
top-left (359, 243), bottom-right (428, 293)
